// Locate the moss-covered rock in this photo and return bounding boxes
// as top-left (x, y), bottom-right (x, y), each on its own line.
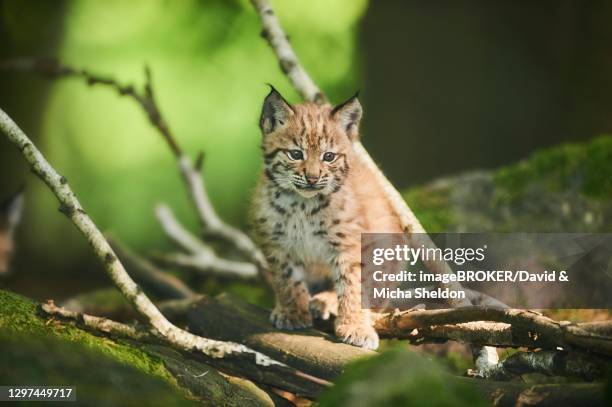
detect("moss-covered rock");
top-left (404, 135), bottom-right (612, 232)
top-left (0, 290), bottom-right (176, 383)
top-left (0, 290), bottom-right (274, 406)
top-left (0, 333), bottom-right (194, 406)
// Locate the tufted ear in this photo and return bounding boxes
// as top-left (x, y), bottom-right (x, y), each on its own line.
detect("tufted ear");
top-left (260, 85), bottom-right (294, 135)
top-left (0, 187), bottom-right (24, 233)
top-left (331, 92), bottom-right (362, 140)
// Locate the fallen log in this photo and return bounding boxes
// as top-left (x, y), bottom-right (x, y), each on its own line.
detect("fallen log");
top-left (186, 293), bottom-right (374, 381)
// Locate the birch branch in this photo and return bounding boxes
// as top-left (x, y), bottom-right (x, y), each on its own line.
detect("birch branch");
top-left (250, 0), bottom-right (326, 104)
top-left (42, 300), bottom-right (153, 341)
top-left (0, 108), bottom-right (328, 395)
top-left (176, 155), bottom-right (267, 271)
top-left (155, 204), bottom-right (258, 279)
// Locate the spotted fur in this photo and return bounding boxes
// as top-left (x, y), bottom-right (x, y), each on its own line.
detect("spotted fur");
top-left (251, 87), bottom-right (401, 350)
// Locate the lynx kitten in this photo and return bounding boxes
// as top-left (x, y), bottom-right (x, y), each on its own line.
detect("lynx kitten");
top-left (251, 87), bottom-right (401, 349)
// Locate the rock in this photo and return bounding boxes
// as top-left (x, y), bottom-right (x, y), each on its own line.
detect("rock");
top-left (404, 135), bottom-right (612, 232)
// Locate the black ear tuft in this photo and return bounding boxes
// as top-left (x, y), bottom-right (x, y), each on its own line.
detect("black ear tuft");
top-left (260, 85), bottom-right (294, 135)
top-left (331, 92), bottom-right (362, 140)
top-left (1, 186), bottom-right (24, 232)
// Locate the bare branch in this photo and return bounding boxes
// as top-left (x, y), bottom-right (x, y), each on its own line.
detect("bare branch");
top-left (374, 306), bottom-right (612, 356)
top-left (155, 204), bottom-right (258, 279)
top-left (0, 58), bottom-right (181, 156)
top-left (250, 0), bottom-right (326, 104)
top-left (42, 300), bottom-right (153, 341)
top-left (186, 293), bottom-right (612, 389)
top-left (177, 156), bottom-right (267, 270)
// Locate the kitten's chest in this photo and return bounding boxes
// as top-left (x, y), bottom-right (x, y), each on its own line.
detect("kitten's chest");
top-left (263, 193), bottom-right (334, 263)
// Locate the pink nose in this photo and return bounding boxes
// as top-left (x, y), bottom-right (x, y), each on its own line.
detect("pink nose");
top-left (305, 174), bottom-right (319, 185)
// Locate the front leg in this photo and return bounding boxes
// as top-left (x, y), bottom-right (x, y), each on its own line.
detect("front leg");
top-left (309, 289), bottom-right (338, 320)
top-left (333, 247), bottom-right (379, 350)
top-left (265, 249), bottom-right (312, 330)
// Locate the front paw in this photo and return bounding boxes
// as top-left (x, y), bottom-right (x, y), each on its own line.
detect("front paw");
top-left (309, 291), bottom-right (338, 320)
top-left (270, 306), bottom-right (313, 330)
top-left (335, 322), bottom-right (379, 350)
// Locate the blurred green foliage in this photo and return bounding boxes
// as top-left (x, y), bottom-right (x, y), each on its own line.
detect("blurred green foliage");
top-left (24, 0), bottom-right (367, 252)
top-left (318, 347), bottom-right (487, 407)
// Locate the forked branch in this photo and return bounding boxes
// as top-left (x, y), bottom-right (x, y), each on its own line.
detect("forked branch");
top-left (155, 204), bottom-right (257, 279)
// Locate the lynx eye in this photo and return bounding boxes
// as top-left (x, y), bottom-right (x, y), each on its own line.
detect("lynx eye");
top-left (322, 152), bottom-right (336, 162)
top-left (287, 149), bottom-right (304, 160)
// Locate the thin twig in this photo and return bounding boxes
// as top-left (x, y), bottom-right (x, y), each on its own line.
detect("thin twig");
top-left (177, 156), bottom-right (268, 271)
top-left (42, 300), bottom-right (153, 341)
top-left (155, 204), bottom-right (258, 279)
top-left (0, 58), bottom-right (181, 156)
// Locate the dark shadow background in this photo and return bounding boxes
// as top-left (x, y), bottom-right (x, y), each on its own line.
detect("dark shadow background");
top-left (362, 0), bottom-right (612, 185)
top-left (1, 0), bottom-right (611, 300)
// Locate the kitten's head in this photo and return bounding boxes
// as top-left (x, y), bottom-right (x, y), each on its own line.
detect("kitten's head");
top-left (259, 86), bottom-right (362, 198)
top-left (0, 188), bottom-right (24, 275)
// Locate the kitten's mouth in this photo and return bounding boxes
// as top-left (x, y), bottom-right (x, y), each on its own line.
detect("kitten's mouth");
top-left (293, 183), bottom-right (324, 197)
top-left (293, 182), bottom-right (323, 191)
top-left (294, 183), bottom-right (323, 191)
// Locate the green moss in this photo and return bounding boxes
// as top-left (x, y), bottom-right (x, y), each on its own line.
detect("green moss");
top-left (0, 333), bottom-right (194, 406)
top-left (493, 135), bottom-right (612, 202)
top-left (403, 185), bottom-right (455, 232)
top-left (0, 290), bottom-right (177, 388)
